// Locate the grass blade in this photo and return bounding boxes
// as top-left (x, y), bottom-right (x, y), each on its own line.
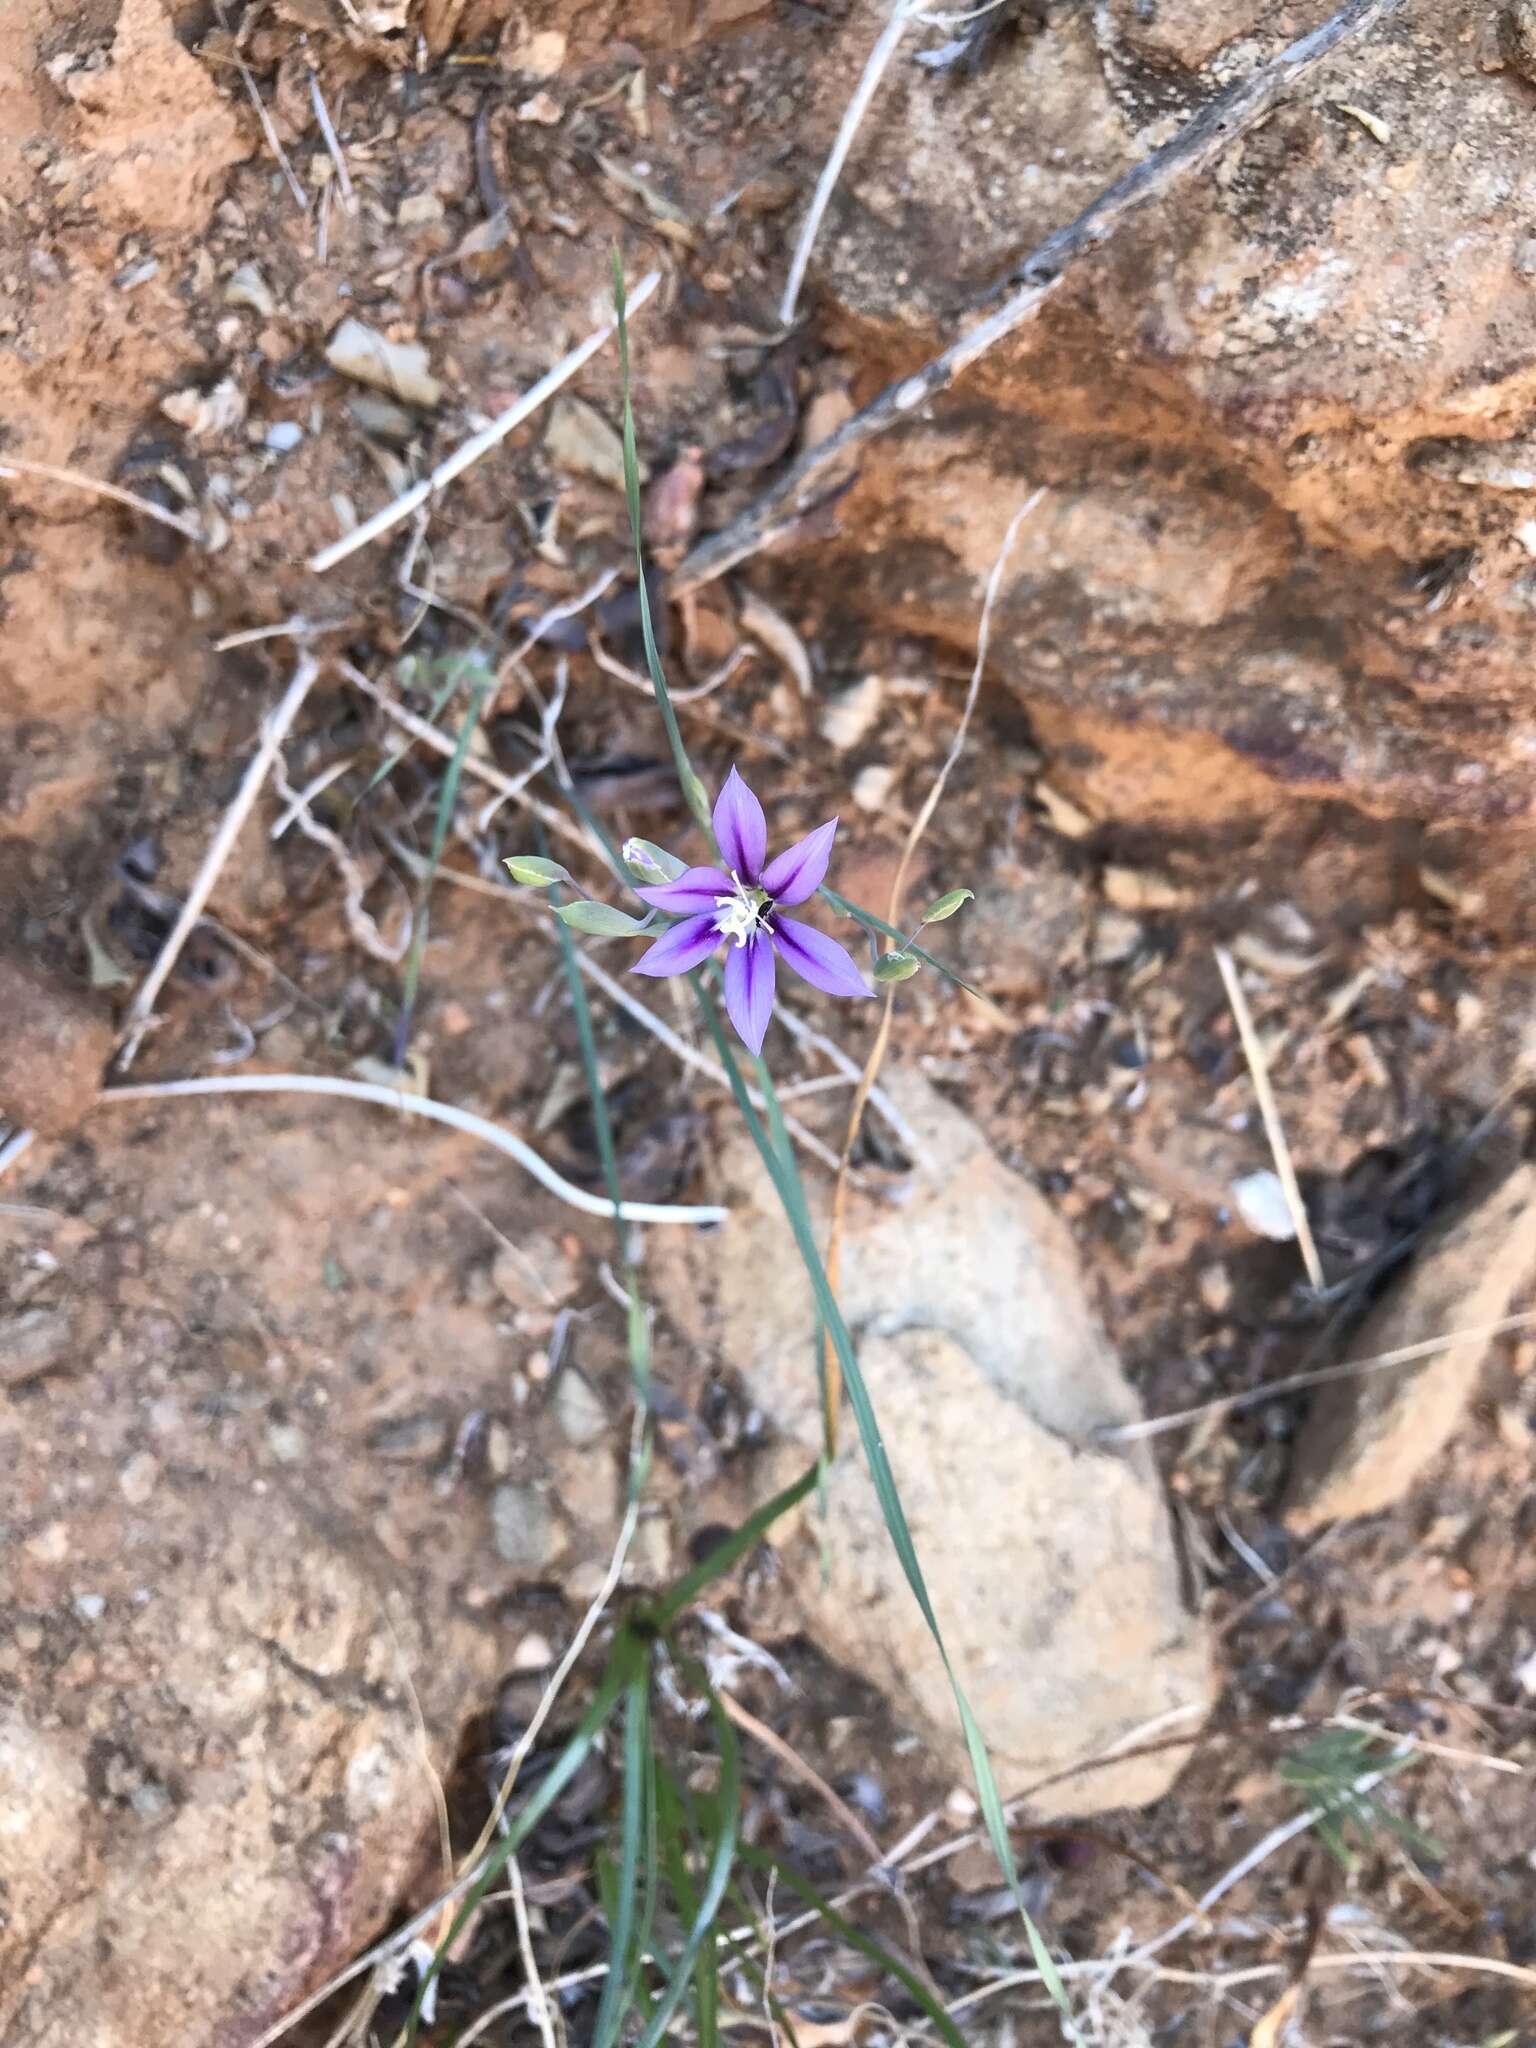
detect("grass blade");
top-left (692, 980), bottom-right (1077, 2032)
top-left (394, 661), bottom-right (493, 1063)
top-left (649, 1462), bottom-right (818, 1630)
top-left (612, 255), bottom-right (710, 834)
top-left (590, 1666), bottom-right (652, 2048)
top-left (633, 1686), bottom-right (741, 2048)
top-left (820, 885), bottom-right (983, 997)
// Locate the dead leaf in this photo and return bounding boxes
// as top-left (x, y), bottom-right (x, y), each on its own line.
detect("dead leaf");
top-left (161, 376), bottom-right (246, 440)
top-left (325, 318), bottom-right (442, 408)
top-left (739, 589), bottom-right (811, 696)
top-left (1102, 864), bottom-right (1193, 911)
top-left (1249, 1979), bottom-right (1301, 2048)
top-left (545, 397), bottom-right (631, 489)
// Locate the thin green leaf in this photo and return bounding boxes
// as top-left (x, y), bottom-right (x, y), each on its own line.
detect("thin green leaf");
top-left (505, 855), bottom-right (571, 888)
top-left (736, 1845), bottom-right (968, 2048)
top-left (873, 951), bottom-right (921, 983)
top-left (633, 1687), bottom-right (740, 2048)
top-left (656, 1766), bottom-right (717, 2045)
top-left (612, 252), bottom-right (710, 836)
top-left (395, 664), bottom-right (493, 1063)
top-left (692, 982), bottom-right (1077, 2035)
top-left (364, 649), bottom-right (483, 796)
top-left (554, 899), bottom-right (651, 937)
top-left (591, 1668), bottom-right (651, 2048)
top-left (820, 885), bottom-right (984, 996)
top-left (549, 873), bottom-right (654, 1431)
top-left (921, 887), bottom-right (974, 923)
top-left (648, 1461), bottom-right (818, 1630)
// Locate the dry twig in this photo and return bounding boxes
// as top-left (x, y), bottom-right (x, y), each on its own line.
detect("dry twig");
top-left (309, 271), bottom-right (661, 571)
top-left (816, 492), bottom-right (1039, 1447)
top-left (0, 456), bottom-right (205, 542)
top-left (98, 1074), bottom-right (726, 1226)
top-left (1215, 943), bottom-right (1324, 1290)
top-left (117, 655), bottom-right (322, 1068)
top-left (779, 0), bottom-right (924, 327)
top-left (1098, 1308), bottom-right (1536, 1444)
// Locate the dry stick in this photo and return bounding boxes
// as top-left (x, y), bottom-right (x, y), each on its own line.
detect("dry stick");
top-left (308, 68), bottom-right (355, 211)
top-left (1098, 1308), bottom-right (1536, 1445)
top-left (340, 661), bottom-right (592, 859)
top-left (506, 1857), bottom-right (559, 2048)
top-left (1214, 944), bottom-right (1325, 1291)
top-left (98, 1075), bottom-right (726, 1226)
top-left (675, 0), bottom-right (1405, 595)
top-left (272, 759), bottom-right (412, 963)
top-left (778, 0), bottom-right (924, 327)
top-left (309, 270), bottom-right (661, 572)
top-left (0, 456), bottom-right (205, 542)
top-left (816, 492), bottom-right (1040, 1450)
top-left (716, 1691), bottom-right (884, 1868)
top-left (217, 5), bottom-right (309, 215)
top-left (0, 1128), bottom-right (35, 1182)
top-left (117, 654), bottom-right (322, 1068)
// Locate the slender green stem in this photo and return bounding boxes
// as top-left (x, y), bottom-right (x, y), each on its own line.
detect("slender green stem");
top-left (613, 256), bottom-right (711, 836)
top-left (820, 885), bottom-right (981, 995)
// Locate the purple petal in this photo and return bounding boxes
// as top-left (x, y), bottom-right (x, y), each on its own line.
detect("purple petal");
top-left (631, 913), bottom-right (721, 978)
top-left (634, 866), bottom-right (733, 914)
top-left (771, 915), bottom-right (873, 1001)
top-left (761, 817), bottom-right (838, 907)
top-left (722, 933), bottom-right (777, 1055)
top-left (712, 766), bottom-right (767, 883)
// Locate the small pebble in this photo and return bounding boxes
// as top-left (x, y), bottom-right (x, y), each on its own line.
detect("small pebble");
top-left (1231, 1169), bottom-right (1298, 1243)
top-left (369, 1413), bottom-right (449, 1462)
top-left (264, 420), bottom-right (304, 453)
top-left (492, 1482), bottom-right (562, 1569)
top-left (553, 1370), bottom-right (608, 1447)
top-left (73, 1593), bottom-right (106, 1622)
top-left (266, 1422), bottom-right (307, 1464)
top-left (852, 762), bottom-right (897, 812)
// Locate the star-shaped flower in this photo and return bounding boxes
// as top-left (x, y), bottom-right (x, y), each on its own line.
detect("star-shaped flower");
top-left (629, 767), bottom-right (873, 1054)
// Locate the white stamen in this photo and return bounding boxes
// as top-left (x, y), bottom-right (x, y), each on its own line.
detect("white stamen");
top-left (713, 874), bottom-right (769, 950)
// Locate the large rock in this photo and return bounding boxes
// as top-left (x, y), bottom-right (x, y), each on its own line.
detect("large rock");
top-left (1285, 1164), bottom-right (1536, 1530)
top-left (782, 0), bottom-right (1536, 925)
top-left (654, 1072), bottom-right (1212, 1814)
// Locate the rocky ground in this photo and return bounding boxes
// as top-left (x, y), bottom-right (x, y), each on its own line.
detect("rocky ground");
top-left (4, 0), bottom-right (1536, 2043)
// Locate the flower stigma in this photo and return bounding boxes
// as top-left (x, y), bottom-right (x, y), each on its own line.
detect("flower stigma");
top-left (712, 874), bottom-right (772, 949)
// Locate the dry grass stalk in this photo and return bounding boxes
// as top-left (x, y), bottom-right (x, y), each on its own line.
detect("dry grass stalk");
top-left (98, 1074), bottom-right (726, 1226)
top-left (1214, 943), bottom-right (1325, 1290)
top-left (0, 455), bottom-right (205, 541)
top-left (309, 271), bottom-right (661, 572)
top-left (779, 0), bottom-right (924, 327)
top-left (117, 654), bottom-right (322, 1069)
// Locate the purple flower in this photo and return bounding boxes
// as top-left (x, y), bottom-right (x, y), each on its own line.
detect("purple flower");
top-left (630, 766), bottom-right (874, 1054)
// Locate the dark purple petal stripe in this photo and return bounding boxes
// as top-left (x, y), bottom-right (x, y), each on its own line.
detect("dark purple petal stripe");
top-left (771, 914), bottom-right (874, 1000)
top-left (760, 818), bottom-right (838, 907)
top-left (631, 913), bottom-right (722, 978)
top-left (712, 766), bottom-right (767, 882)
top-left (722, 932), bottom-right (777, 1054)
